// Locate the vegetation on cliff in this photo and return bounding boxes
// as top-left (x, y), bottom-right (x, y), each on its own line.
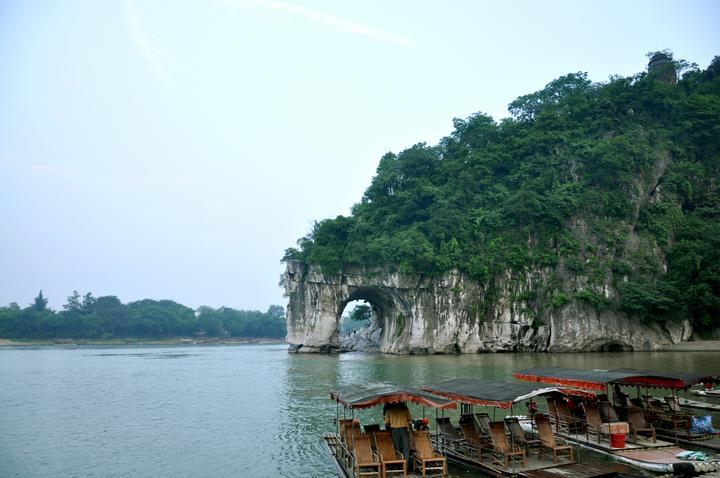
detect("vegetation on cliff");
top-left (0, 291), bottom-right (286, 339)
top-left (284, 53), bottom-right (720, 330)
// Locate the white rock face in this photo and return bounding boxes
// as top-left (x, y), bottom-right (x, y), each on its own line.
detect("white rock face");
top-left (283, 260), bottom-right (692, 354)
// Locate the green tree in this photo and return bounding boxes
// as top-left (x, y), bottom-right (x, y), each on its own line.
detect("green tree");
top-left (349, 304), bottom-right (372, 323)
top-left (32, 291), bottom-right (49, 311)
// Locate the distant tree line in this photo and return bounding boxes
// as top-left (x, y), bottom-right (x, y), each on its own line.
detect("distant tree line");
top-left (0, 291), bottom-right (286, 340)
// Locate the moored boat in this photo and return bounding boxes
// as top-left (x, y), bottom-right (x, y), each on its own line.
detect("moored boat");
top-left (677, 397), bottom-right (720, 412)
top-left (514, 367), bottom-right (720, 475)
top-left (693, 389), bottom-right (720, 398)
top-left (422, 378), bottom-right (640, 478)
top-left (324, 384), bottom-right (456, 478)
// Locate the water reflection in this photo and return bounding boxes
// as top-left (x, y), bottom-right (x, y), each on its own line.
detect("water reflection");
top-left (1, 345), bottom-right (718, 478)
top-left (279, 350), bottom-right (720, 478)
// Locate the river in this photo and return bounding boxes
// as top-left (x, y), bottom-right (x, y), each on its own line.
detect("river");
top-left (1, 345), bottom-right (718, 477)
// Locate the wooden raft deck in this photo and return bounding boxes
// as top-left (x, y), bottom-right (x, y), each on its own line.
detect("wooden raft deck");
top-left (434, 434), bottom-right (626, 478)
top-left (526, 463), bottom-right (631, 478)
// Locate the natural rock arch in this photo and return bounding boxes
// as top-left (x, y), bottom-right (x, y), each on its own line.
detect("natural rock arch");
top-left (283, 260), bottom-right (692, 354)
top-left (283, 261), bottom-right (442, 353)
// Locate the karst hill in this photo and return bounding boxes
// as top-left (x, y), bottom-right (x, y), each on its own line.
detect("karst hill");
top-left (283, 52), bottom-right (720, 353)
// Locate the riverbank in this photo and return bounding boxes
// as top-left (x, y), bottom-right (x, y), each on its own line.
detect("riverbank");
top-left (0, 337), bottom-right (287, 347)
top-left (664, 340), bottom-right (720, 351)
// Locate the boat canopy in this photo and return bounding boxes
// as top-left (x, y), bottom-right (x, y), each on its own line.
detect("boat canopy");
top-left (330, 384), bottom-right (457, 410)
top-left (422, 379), bottom-right (593, 409)
top-left (609, 368), bottom-right (720, 389)
top-left (514, 367), bottom-right (720, 391)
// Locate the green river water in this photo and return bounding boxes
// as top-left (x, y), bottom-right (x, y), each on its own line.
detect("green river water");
top-left (1, 344), bottom-right (718, 477)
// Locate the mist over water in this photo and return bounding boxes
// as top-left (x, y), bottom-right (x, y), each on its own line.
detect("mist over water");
top-left (1, 345), bottom-right (718, 477)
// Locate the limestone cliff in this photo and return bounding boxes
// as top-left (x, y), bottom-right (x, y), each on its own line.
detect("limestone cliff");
top-left (283, 260), bottom-right (692, 354)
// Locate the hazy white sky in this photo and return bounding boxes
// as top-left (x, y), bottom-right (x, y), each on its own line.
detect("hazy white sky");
top-left (1, 0), bottom-right (718, 311)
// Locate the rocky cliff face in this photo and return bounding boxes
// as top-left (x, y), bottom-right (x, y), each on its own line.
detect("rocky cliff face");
top-left (283, 260), bottom-right (692, 354)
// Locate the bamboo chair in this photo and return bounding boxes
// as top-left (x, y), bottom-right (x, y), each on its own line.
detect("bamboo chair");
top-left (412, 431), bottom-right (447, 478)
top-left (354, 435), bottom-right (382, 478)
top-left (664, 396), bottom-right (686, 415)
top-left (626, 406), bottom-right (656, 443)
top-left (365, 424), bottom-right (382, 435)
top-left (546, 397), bottom-right (561, 429)
top-left (599, 401), bottom-right (620, 423)
top-left (341, 419), bottom-right (361, 441)
top-left (373, 431), bottom-right (407, 478)
top-left (642, 395), bottom-right (688, 433)
top-left (585, 402), bottom-right (609, 442)
top-left (536, 414), bottom-right (574, 463)
top-left (614, 390), bottom-right (630, 409)
top-left (436, 417), bottom-right (477, 455)
top-left (460, 415), bottom-right (492, 457)
top-left (505, 417), bottom-right (541, 452)
top-left (488, 421), bottom-right (526, 468)
top-left (642, 395), bottom-right (667, 415)
top-left (340, 419), bottom-right (362, 466)
top-left (473, 413), bottom-right (493, 440)
top-left (555, 398), bottom-right (585, 433)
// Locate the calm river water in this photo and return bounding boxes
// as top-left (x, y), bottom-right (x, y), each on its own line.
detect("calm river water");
top-left (1, 344), bottom-right (719, 477)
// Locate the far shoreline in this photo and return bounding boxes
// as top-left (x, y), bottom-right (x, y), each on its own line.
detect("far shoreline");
top-left (0, 337), bottom-right (287, 347)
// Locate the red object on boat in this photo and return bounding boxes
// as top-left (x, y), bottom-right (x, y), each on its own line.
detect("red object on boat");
top-left (610, 433), bottom-right (626, 448)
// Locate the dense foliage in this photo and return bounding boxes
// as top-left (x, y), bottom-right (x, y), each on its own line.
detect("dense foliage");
top-left (284, 53), bottom-right (720, 330)
top-left (0, 291), bottom-right (286, 339)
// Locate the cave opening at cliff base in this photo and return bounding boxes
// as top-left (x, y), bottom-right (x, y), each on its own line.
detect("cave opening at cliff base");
top-left (596, 341), bottom-right (634, 352)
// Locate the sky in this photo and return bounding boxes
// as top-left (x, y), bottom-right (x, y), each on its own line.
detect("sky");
top-left (1, 0), bottom-right (719, 312)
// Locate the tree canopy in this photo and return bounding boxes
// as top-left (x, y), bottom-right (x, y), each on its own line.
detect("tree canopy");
top-left (284, 53), bottom-right (720, 330)
top-left (0, 291), bottom-right (286, 340)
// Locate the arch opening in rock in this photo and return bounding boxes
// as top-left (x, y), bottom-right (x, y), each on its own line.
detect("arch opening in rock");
top-left (336, 288), bottom-right (394, 352)
top-left (596, 341), bottom-right (634, 352)
top-left (338, 300), bottom-right (379, 351)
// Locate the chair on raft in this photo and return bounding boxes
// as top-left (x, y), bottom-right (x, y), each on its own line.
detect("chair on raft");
top-left (488, 421), bottom-right (526, 468)
top-left (554, 398), bottom-right (585, 433)
top-left (505, 417), bottom-right (541, 452)
top-left (473, 413), bottom-right (493, 440)
top-left (436, 416), bottom-right (477, 456)
top-left (599, 401), bottom-right (621, 423)
top-left (626, 406), bottom-right (656, 444)
top-left (535, 413), bottom-right (574, 463)
top-left (643, 395), bottom-right (688, 433)
top-left (339, 418), bottom-right (362, 466)
top-left (372, 431), bottom-right (407, 478)
top-left (584, 402), bottom-right (609, 442)
top-left (460, 414), bottom-right (490, 451)
top-left (546, 397), bottom-right (561, 429)
top-left (353, 435), bottom-right (381, 478)
top-left (412, 430), bottom-right (447, 478)
top-left (664, 396), bottom-right (687, 416)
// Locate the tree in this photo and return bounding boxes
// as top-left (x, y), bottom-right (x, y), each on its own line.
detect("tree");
top-left (64, 291), bottom-right (82, 312)
top-left (349, 304), bottom-right (372, 323)
top-left (32, 291), bottom-right (49, 311)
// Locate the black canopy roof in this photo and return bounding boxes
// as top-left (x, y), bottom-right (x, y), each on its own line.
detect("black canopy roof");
top-left (422, 379), bottom-right (590, 409)
top-left (515, 367), bottom-right (719, 391)
top-left (609, 368), bottom-right (719, 389)
top-left (330, 384), bottom-right (456, 410)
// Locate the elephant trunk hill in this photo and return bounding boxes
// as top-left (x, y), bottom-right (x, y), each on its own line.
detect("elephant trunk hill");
top-left (283, 52), bottom-right (720, 353)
